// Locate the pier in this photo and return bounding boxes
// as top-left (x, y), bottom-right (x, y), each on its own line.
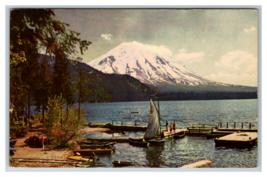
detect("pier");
top-left (214, 132), bottom-right (257, 148)
top-left (86, 121), bottom-right (258, 148)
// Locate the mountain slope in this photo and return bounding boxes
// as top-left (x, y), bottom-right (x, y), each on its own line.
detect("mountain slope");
top-left (88, 41), bottom-right (226, 87)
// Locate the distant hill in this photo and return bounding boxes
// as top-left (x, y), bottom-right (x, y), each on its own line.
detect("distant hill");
top-left (68, 62), bottom-right (154, 102)
top-left (38, 54), bottom-right (257, 103)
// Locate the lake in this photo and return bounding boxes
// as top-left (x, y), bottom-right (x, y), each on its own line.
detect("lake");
top-left (77, 99), bottom-right (258, 168)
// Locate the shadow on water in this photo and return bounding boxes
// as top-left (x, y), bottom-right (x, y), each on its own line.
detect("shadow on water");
top-left (143, 144), bottom-right (165, 167)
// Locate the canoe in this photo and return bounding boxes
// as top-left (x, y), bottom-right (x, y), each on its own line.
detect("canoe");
top-left (68, 156), bottom-right (93, 162)
top-left (10, 139), bottom-right (17, 146)
top-left (113, 160), bottom-right (134, 167)
top-left (77, 141), bottom-right (115, 145)
top-left (148, 138), bottom-right (165, 145)
top-left (129, 139), bottom-right (149, 147)
top-left (80, 142), bottom-right (116, 149)
top-left (128, 137), bottom-right (144, 142)
top-left (73, 148), bottom-right (112, 156)
top-left (173, 131), bottom-right (186, 139)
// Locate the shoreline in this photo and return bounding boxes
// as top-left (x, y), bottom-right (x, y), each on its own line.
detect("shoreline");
top-left (10, 125), bottom-right (110, 168)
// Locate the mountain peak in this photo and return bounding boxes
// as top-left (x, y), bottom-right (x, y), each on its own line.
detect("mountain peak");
top-left (88, 41), bottom-right (217, 87)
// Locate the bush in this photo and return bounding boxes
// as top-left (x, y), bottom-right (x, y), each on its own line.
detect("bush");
top-left (44, 94), bottom-right (86, 148)
top-left (10, 125), bottom-right (28, 138)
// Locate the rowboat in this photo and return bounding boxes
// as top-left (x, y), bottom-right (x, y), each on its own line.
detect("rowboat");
top-left (73, 148), bottom-right (112, 156)
top-left (68, 156), bottom-right (93, 162)
top-left (128, 139), bottom-right (149, 147)
top-left (113, 160), bottom-right (134, 167)
top-left (148, 138), bottom-right (165, 145)
top-left (173, 131), bottom-right (186, 139)
top-left (79, 142), bottom-right (116, 149)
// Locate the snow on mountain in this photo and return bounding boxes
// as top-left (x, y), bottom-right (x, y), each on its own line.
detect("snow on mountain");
top-left (88, 41), bottom-right (219, 87)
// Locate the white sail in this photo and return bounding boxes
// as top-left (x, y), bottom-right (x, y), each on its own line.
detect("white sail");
top-left (144, 98), bottom-right (161, 139)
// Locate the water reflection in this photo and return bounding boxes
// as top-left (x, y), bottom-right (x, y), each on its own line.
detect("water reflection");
top-left (143, 144), bottom-right (165, 167)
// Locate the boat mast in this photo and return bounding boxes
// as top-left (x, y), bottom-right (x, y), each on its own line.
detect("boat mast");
top-left (157, 87), bottom-right (161, 133)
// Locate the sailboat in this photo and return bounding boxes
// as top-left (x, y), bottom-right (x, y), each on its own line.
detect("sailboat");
top-left (128, 89), bottom-right (165, 146)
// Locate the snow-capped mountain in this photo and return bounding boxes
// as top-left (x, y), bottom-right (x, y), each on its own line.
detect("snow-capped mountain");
top-left (88, 41), bottom-right (224, 87)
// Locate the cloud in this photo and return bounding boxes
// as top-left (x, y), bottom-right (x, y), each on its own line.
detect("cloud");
top-left (178, 48), bottom-right (187, 53)
top-left (205, 72), bottom-right (257, 86)
top-left (243, 26), bottom-right (256, 33)
top-left (101, 34), bottom-right (113, 40)
top-left (214, 50), bottom-right (257, 73)
top-left (174, 52), bottom-right (205, 63)
top-left (131, 41), bottom-right (173, 57)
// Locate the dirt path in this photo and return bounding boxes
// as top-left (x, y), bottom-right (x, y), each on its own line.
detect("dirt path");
top-left (10, 125), bottom-right (110, 168)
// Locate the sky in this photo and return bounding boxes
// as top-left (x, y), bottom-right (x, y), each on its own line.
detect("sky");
top-left (53, 9), bottom-right (258, 87)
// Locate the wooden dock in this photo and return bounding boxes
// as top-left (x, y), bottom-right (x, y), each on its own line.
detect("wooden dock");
top-left (179, 160), bottom-right (212, 168)
top-left (87, 123), bottom-right (147, 131)
top-left (214, 132), bottom-right (257, 148)
top-left (163, 129), bottom-right (187, 137)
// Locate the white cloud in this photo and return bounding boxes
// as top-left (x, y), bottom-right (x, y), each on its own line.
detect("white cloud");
top-left (215, 50), bottom-right (257, 73)
top-left (101, 34), bottom-right (113, 40)
top-left (174, 52), bottom-right (205, 63)
top-left (243, 26), bottom-right (256, 33)
top-left (205, 72), bottom-right (257, 86)
top-left (178, 48), bottom-right (187, 53)
top-left (131, 41), bottom-right (173, 57)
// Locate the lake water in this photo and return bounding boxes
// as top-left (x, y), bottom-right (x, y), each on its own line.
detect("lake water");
top-left (78, 99), bottom-right (258, 168)
top-left (31, 99), bottom-right (258, 168)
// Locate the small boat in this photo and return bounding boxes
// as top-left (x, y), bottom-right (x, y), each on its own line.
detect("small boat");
top-left (79, 142), bottom-right (116, 149)
top-left (148, 138), bottom-right (165, 145)
top-left (73, 148), bottom-right (112, 156)
top-left (129, 139), bottom-right (149, 147)
top-left (128, 137), bottom-right (144, 142)
top-left (131, 111), bottom-right (139, 113)
top-left (113, 160), bottom-right (134, 167)
top-left (68, 156), bottom-right (93, 162)
top-left (10, 139), bottom-right (17, 146)
top-left (128, 90), bottom-right (162, 145)
top-left (173, 131), bottom-right (186, 139)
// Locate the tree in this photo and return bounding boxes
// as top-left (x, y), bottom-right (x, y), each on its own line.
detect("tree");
top-left (10, 9), bottom-right (91, 123)
top-left (76, 68), bottom-right (89, 119)
top-left (44, 94), bottom-right (85, 147)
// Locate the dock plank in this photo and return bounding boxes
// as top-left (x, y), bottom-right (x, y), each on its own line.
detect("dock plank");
top-left (163, 129), bottom-right (187, 137)
top-left (180, 160), bottom-right (212, 168)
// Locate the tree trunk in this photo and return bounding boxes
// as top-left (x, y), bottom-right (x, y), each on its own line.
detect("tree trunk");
top-left (27, 90), bottom-right (30, 126)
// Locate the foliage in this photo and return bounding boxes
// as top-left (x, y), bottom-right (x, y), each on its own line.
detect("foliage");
top-left (44, 94), bottom-right (86, 148)
top-left (10, 125), bottom-right (28, 138)
top-left (9, 9), bottom-right (91, 122)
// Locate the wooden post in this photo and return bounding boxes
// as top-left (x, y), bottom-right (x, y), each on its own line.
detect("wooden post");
top-left (242, 123), bottom-right (243, 129)
top-left (249, 123), bottom-right (251, 129)
top-left (227, 122), bottom-right (228, 128)
top-left (112, 120), bottom-right (113, 126)
top-left (135, 120), bottom-right (137, 126)
top-left (234, 122), bottom-right (236, 129)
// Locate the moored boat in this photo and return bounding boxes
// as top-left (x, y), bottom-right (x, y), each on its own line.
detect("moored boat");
top-left (129, 89), bottom-right (164, 145)
top-left (113, 160), bottom-right (134, 167)
top-left (73, 148), bottom-right (112, 156)
top-left (173, 131), bottom-right (186, 139)
top-left (129, 139), bottom-right (149, 147)
top-left (79, 142), bottom-right (116, 149)
top-left (148, 138), bottom-right (165, 145)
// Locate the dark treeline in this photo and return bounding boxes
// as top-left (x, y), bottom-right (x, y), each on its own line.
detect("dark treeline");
top-left (159, 91), bottom-right (257, 101)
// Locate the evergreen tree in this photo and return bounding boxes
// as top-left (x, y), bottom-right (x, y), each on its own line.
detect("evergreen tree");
top-left (76, 68), bottom-right (89, 119)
